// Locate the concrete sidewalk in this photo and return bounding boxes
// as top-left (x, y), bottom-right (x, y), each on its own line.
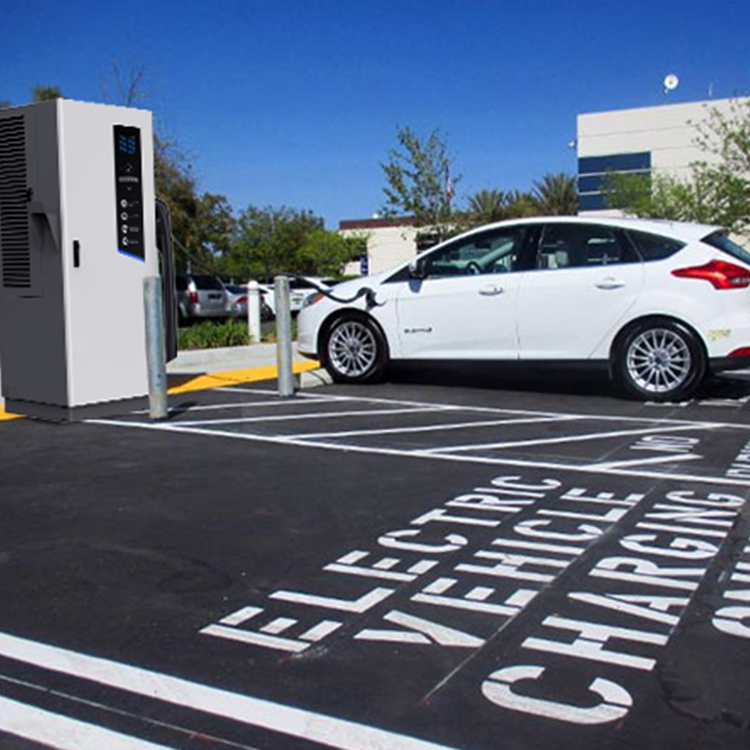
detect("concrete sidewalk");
top-left (167, 342), bottom-right (302, 374)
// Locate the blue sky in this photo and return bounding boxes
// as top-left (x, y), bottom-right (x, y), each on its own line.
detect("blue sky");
top-left (3, 0), bottom-right (749, 227)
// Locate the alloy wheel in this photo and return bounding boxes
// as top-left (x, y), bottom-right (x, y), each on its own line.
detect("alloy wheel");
top-left (625, 327), bottom-right (692, 395)
top-left (328, 320), bottom-right (378, 378)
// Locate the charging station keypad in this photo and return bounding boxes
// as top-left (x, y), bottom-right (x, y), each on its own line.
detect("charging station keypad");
top-left (113, 125), bottom-right (145, 261)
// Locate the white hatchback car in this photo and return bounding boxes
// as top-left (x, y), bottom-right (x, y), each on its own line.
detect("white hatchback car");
top-left (297, 217), bottom-right (750, 401)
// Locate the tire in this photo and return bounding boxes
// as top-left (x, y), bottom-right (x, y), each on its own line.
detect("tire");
top-left (614, 320), bottom-right (705, 402)
top-left (322, 314), bottom-right (389, 384)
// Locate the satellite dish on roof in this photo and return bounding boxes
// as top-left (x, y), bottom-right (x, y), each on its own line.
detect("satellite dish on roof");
top-left (664, 73), bottom-right (680, 92)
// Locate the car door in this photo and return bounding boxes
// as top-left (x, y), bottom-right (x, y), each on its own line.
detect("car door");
top-left (395, 225), bottom-right (533, 360)
top-left (517, 222), bottom-right (644, 360)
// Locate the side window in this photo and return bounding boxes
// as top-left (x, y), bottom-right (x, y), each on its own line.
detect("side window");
top-left (538, 224), bottom-right (638, 269)
top-left (628, 229), bottom-right (685, 261)
top-left (424, 228), bottom-right (526, 278)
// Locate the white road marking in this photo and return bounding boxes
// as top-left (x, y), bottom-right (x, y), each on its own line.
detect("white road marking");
top-left (0, 630), bottom-right (463, 750)
top-left (183, 406), bottom-right (450, 426)
top-left (211, 388), bottom-right (750, 427)
top-left (87, 419), bottom-right (750, 487)
top-left (158, 397), bottom-right (335, 414)
top-left (293, 415), bottom-right (582, 440)
top-left (0, 694), bottom-right (177, 750)
top-left (421, 423), bottom-right (721, 455)
top-left (587, 454), bottom-right (703, 470)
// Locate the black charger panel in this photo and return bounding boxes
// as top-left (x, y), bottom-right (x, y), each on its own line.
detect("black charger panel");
top-left (113, 125), bottom-right (145, 261)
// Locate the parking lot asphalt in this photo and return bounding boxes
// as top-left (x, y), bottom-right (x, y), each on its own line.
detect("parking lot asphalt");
top-left (3, 366), bottom-right (750, 750)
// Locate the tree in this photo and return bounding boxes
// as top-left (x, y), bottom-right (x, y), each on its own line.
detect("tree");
top-left (226, 206), bottom-right (324, 281)
top-left (532, 172), bottom-right (578, 215)
top-left (0, 84), bottom-right (64, 109)
top-left (298, 230), bottom-right (366, 276)
top-left (604, 168), bottom-right (750, 235)
top-left (504, 190), bottom-right (542, 219)
top-left (694, 98), bottom-right (750, 176)
top-left (381, 126), bottom-right (460, 238)
top-left (467, 189), bottom-right (507, 223)
top-left (604, 99), bottom-right (750, 236)
top-left (32, 85), bottom-right (63, 102)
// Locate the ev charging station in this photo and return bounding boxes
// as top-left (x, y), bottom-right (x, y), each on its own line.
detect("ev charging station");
top-left (0, 99), bottom-right (176, 421)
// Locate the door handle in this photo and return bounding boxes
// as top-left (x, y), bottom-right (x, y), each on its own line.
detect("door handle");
top-left (595, 277), bottom-right (625, 290)
top-left (479, 284), bottom-right (504, 296)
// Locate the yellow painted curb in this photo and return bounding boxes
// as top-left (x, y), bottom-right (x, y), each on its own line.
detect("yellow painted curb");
top-left (167, 360), bottom-right (321, 395)
top-left (0, 361), bottom-right (322, 421)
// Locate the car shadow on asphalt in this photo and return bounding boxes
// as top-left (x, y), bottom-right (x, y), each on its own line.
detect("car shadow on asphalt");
top-left (385, 361), bottom-right (750, 403)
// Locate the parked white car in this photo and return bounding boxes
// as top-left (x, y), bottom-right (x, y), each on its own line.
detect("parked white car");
top-left (297, 217), bottom-right (750, 401)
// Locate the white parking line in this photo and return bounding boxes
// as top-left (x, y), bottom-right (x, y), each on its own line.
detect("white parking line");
top-left (0, 629), bottom-right (463, 750)
top-left (0, 694), bottom-right (177, 750)
top-left (183, 406), bottom-right (450, 427)
top-left (161, 397), bottom-right (336, 414)
top-left (586, 453), bottom-right (702, 470)
top-left (293, 415), bottom-right (582, 441)
top-left (87, 419), bottom-right (750, 487)
top-left (421, 423), bottom-right (722, 454)
top-left (202, 389), bottom-right (750, 429)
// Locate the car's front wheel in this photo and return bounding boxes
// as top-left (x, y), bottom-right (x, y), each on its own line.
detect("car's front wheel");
top-left (615, 320), bottom-right (705, 401)
top-left (322, 314), bottom-right (389, 384)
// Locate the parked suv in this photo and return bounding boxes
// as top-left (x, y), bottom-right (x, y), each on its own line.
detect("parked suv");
top-left (176, 275), bottom-right (229, 324)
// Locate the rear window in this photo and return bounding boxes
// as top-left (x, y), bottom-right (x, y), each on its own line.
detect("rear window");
top-left (627, 230), bottom-right (685, 261)
top-left (703, 231), bottom-right (750, 267)
top-left (175, 276), bottom-right (187, 291)
top-left (193, 275), bottom-right (225, 291)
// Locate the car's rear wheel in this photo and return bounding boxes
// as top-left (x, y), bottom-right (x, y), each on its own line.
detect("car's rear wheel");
top-left (615, 320), bottom-right (705, 401)
top-left (322, 314), bottom-right (389, 384)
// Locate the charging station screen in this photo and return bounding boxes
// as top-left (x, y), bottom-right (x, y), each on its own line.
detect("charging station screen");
top-left (113, 125), bottom-right (145, 261)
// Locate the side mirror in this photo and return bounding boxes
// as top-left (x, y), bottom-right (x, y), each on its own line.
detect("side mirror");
top-left (408, 258), bottom-right (427, 279)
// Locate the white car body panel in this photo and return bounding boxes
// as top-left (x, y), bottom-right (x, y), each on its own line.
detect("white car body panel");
top-left (395, 274), bottom-right (521, 359)
top-left (517, 263), bottom-right (644, 360)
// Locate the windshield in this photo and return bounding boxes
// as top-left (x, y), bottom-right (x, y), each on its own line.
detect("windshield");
top-left (703, 231), bottom-right (750, 268)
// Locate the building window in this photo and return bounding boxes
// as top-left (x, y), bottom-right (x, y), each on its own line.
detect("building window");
top-left (578, 151), bottom-right (651, 212)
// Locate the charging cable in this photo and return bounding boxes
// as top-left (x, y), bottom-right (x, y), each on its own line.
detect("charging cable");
top-left (292, 276), bottom-right (383, 309)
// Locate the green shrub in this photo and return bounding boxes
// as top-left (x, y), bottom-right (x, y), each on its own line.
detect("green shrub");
top-left (178, 319), bottom-right (298, 349)
top-left (178, 319), bottom-right (249, 350)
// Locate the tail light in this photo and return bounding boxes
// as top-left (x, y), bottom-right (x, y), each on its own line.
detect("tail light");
top-left (237, 296), bottom-right (247, 306)
top-left (189, 290), bottom-right (199, 304)
top-left (672, 260), bottom-right (750, 289)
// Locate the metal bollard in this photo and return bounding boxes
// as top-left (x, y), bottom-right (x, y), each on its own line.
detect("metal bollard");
top-left (274, 275), bottom-right (295, 398)
top-left (247, 280), bottom-right (262, 343)
top-left (143, 277), bottom-right (169, 420)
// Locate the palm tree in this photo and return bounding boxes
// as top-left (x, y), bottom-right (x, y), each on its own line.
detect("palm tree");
top-left (532, 173), bottom-right (578, 215)
top-left (467, 189), bottom-right (507, 223)
top-left (504, 190), bottom-right (541, 218)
